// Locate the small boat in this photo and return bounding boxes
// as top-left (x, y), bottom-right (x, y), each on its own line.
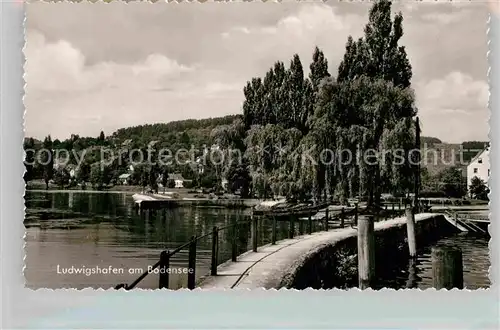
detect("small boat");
top-left (132, 193), bottom-right (157, 204)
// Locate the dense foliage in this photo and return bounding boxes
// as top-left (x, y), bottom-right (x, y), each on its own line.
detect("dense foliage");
top-left (23, 1), bottom-right (489, 203)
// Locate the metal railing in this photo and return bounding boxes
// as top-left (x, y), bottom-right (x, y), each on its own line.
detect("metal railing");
top-left (114, 218), bottom-right (251, 290)
top-left (114, 204), bottom-right (407, 290)
top-left (444, 207), bottom-right (487, 235)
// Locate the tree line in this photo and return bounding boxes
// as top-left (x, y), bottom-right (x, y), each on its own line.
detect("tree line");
top-left (23, 0), bottom-right (489, 202)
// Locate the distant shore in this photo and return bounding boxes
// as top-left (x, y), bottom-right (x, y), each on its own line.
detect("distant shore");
top-left (25, 181), bottom-right (262, 208)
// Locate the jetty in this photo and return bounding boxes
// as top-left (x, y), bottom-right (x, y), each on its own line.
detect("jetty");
top-left (443, 207), bottom-right (489, 235)
top-left (131, 193), bottom-right (260, 209)
top-left (199, 213), bottom-right (444, 289)
top-left (114, 202), bottom-right (451, 290)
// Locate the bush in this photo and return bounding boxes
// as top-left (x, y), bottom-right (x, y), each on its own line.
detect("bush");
top-left (419, 190), bottom-right (448, 198)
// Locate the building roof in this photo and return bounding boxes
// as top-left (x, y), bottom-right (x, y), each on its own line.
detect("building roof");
top-left (468, 147), bottom-right (490, 166)
top-left (119, 173), bottom-right (131, 179)
top-left (122, 139), bottom-right (133, 146)
top-left (168, 173), bottom-right (185, 181)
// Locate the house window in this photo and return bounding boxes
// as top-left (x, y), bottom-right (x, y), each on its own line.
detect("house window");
top-left (488, 169), bottom-right (490, 176)
top-left (474, 168), bottom-right (478, 174)
top-left (478, 158), bottom-right (482, 164)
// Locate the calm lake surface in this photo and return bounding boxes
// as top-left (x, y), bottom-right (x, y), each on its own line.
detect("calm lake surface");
top-left (24, 191), bottom-right (490, 290)
top-left (24, 191), bottom-right (299, 289)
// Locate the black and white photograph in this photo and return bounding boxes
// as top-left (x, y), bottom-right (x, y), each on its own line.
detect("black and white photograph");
top-left (23, 0), bottom-right (490, 291)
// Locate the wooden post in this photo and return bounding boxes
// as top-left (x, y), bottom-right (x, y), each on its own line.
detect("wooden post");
top-left (405, 207), bottom-right (417, 258)
top-left (340, 208), bottom-right (345, 228)
top-left (357, 216), bottom-right (375, 289)
top-left (252, 216), bottom-right (258, 252)
top-left (289, 216), bottom-right (295, 238)
top-left (431, 247), bottom-right (463, 289)
top-left (187, 236), bottom-right (197, 289)
top-left (392, 203), bottom-right (395, 211)
top-left (231, 222), bottom-right (237, 262)
top-left (307, 212), bottom-right (312, 234)
top-left (353, 203), bottom-right (358, 227)
top-left (210, 226), bottom-right (219, 276)
top-left (159, 250), bottom-right (170, 289)
top-left (298, 217), bottom-right (304, 235)
top-left (406, 258), bottom-right (418, 289)
top-left (414, 116), bottom-right (421, 210)
top-left (325, 207), bottom-right (329, 231)
top-left (271, 216), bottom-right (277, 245)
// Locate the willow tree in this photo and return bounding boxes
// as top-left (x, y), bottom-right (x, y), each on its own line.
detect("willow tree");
top-left (330, 0), bottom-right (416, 206)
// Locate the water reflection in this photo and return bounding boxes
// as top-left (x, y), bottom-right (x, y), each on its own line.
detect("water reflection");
top-left (25, 191), bottom-right (288, 289)
top-left (376, 233), bottom-right (490, 290)
top-left (24, 191), bottom-right (490, 290)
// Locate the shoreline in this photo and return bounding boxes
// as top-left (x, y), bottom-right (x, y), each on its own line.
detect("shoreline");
top-left (26, 189), bottom-right (139, 194)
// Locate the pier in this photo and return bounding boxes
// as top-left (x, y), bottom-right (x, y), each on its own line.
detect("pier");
top-left (114, 204), bottom-right (468, 290)
top-left (132, 193), bottom-right (260, 210)
top-left (199, 213), bottom-right (451, 289)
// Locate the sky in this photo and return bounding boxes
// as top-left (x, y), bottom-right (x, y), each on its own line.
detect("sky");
top-left (25, 1), bottom-right (490, 143)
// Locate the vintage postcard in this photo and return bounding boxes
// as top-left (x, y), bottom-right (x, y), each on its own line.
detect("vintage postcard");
top-left (23, 0), bottom-right (490, 291)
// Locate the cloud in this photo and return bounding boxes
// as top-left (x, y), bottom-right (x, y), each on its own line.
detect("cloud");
top-left (24, 30), bottom-right (245, 139)
top-left (415, 72), bottom-right (489, 142)
top-left (24, 30), bottom-right (193, 93)
top-left (420, 12), bottom-right (466, 25)
top-left (218, 4), bottom-right (365, 76)
top-left (24, 3), bottom-right (489, 144)
top-left (416, 72), bottom-right (489, 113)
top-left (222, 4), bottom-right (359, 39)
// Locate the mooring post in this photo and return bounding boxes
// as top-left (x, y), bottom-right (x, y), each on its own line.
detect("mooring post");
top-left (307, 212), bottom-right (312, 234)
top-left (325, 207), bottom-right (329, 231)
top-left (159, 250), bottom-right (170, 289)
top-left (299, 217), bottom-right (304, 235)
top-left (231, 222), bottom-right (238, 262)
top-left (353, 203), bottom-right (358, 227)
top-left (405, 207), bottom-right (417, 258)
top-left (340, 208), bottom-right (345, 228)
top-left (406, 258), bottom-right (418, 289)
top-left (187, 236), bottom-right (197, 289)
top-left (431, 247), bottom-right (464, 290)
top-left (288, 215), bottom-right (295, 238)
top-left (252, 216), bottom-right (258, 252)
top-left (210, 226), bottom-right (219, 276)
top-left (357, 215), bottom-right (375, 289)
top-left (271, 216), bottom-right (277, 245)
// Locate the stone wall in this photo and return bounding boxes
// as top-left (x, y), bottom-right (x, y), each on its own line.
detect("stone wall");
top-left (279, 214), bottom-right (459, 290)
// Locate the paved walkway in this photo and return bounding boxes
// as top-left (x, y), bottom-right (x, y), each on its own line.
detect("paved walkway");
top-left (199, 213), bottom-right (440, 289)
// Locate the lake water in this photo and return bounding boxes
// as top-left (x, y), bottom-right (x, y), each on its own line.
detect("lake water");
top-left (376, 233), bottom-right (490, 290)
top-left (24, 191), bottom-right (302, 289)
top-left (24, 191), bottom-right (490, 290)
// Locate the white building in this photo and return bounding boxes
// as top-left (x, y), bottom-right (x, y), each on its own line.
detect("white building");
top-left (118, 173), bottom-right (131, 185)
top-left (168, 173), bottom-right (186, 188)
top-left (221, 177), bottom-right (228, 191)
top-left (467, 147), bottom-right (490, 192)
